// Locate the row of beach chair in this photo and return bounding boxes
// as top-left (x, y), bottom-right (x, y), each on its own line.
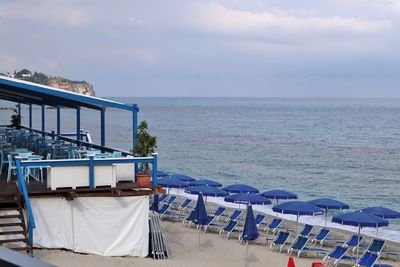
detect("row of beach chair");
top-left (153, 195), bottom-right (394, 266)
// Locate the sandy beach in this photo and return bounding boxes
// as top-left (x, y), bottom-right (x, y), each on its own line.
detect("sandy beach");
top-left (35, 219), bottom-right (400, 267)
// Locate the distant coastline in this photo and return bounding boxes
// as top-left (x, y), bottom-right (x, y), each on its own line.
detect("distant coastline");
top-left (0, 69), bottom-right (95, 96)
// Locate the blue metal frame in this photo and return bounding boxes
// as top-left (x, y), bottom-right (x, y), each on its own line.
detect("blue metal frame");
top-left (17, 103), bottom-right (21, 116)
top-left (100, 107), bottom-right (105, 147)
top-left (29, 104), bottom-right (32, 129)
top-left (76, 106), bottom-right (81, 141)
top-left (41, 104), bottom-right (45, 134)
top-left (56, 105), bottom-right (61, 137)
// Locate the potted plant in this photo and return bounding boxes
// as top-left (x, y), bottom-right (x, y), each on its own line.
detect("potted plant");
top-left (10, 105), bottom-right (22, 129)
top-left (133, 120), bottom-right (157, 187)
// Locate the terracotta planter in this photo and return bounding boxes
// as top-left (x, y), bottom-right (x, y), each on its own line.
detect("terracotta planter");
top-left (136, 173), bottom-right (152, 187)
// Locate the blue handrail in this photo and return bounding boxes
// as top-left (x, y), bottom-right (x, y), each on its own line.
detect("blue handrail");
top-left (15, 159), bottom-right (36, 248)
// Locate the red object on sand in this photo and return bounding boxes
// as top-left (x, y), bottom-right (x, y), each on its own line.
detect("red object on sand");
top-left (287, 257), bottom-right (295, 267)
top-left (311, 263), bottom-right (327, 267)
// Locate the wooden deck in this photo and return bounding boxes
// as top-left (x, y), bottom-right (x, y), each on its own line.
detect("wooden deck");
top-left (0, 173), bottom-right (154, 199)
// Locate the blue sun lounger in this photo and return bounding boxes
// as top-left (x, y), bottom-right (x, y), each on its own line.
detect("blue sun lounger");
top-left (366, 239), bottom-right (386, 255)
top-left (311, 228), bottom-right (330, 246)
top-left (183, 209), bottom-right (196, 227)
top-left (355, 251), bottom-right (379, 267)
top-left (177, 199), bottom-right (193, 213)
top-left (264, 218), bottom-right (283, 234)
top-left (203, 207), bottom-right (227, 233)
top-left (254, 214), bottom-right (266, 229)
top-left (288, 236), bottom-right (327, 258)
top-left (165, 195), bottom-right (177, 206)
top-left (270, 231), bottom-right (291, 253)
top-left (344, 235), bottom-right (364, 253)
top-left (323, 245), bottom-right (354, 266)
top-left (219, 220), bottom-right (239, 239)
top-left (225, 210), bottom-right (242, 222)
top-left (298, 224), bottom-right (313, 238)
top-left (158, 203), bottom-right (183, 220)
top-left (159, 194), bottom-right (168, 202)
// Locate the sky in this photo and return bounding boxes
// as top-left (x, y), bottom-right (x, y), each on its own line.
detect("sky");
top-left (1, 0), bottom-right (400, 97)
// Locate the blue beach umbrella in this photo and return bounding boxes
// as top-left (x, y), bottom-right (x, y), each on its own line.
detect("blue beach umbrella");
top-left (158, 177), bottom-right (188, 188)
top-left (273, 201), bottom-right (324, 232)
top-left (193, 194), bottom-right (208, 249)
top-left (332, 211), bottom-right (389, 261)
top-left (170, 174), bottom-right (196, 183)
top-left (308, 198), bottom-right (350, 226)
top-left (185, 186), bottom-right (228, 197)
top-left (188, 179), bottom-right (222, 187)
top-left (146, 170), bottom-right (169, 177)
top-left (158, 177), bottom-right (188, 194)
top-left (150, 194), bottom-right (159, 213)
top-left (260, 189), bottom-right (298, 205)
top-left (242, 205), bottom-right (259, 241)
top-left (223, 184), bottom-right (259, 194)
top-left (224, 193), bottom-right (271, 205)
top-left (242, 205), bottom-right (259, 266)
top-left (360, 206), bottom-right (400, 219)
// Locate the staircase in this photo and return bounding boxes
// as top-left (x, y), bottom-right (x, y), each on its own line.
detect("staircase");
top-left (0, 191), bottom-right (31, 254)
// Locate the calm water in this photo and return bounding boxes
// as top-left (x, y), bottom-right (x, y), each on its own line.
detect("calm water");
top-left (2, 97), bottom-right (400, 232)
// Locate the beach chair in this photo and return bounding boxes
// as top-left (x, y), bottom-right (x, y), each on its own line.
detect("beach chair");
top-left (270, 231), bottom-right (290, 252)
top-left (203, 207), bottom-right (227, 233)
top-left (158, 203), bottom-right (182, 220)
top-left (212, 207), bottom-right (226, 221)
top-left (323, 245), bottom-right (353, 266)
top-left (311, 228), bottom-right (331, 247)
top-left (354, 251), bottom-right (379, 267)
top-left (288, 236), bottom-right (327, 258)
top-left (178, 199), bottom-right (193, 213)
top-left (298, 224), bottom-right (313, 238)
top-left (226, 210), bottom-right (242, 222)
top-left (343, 235), bottom-right (364, 253)
top-left (183, 209), bottom-right (196, 227)
top-left (159, 194), bottom-right (168, 202)
top-left (219, 220), bottom-right (239, 239)
top-left (365, 239), bottom-right (386, 255)
top-left (254, 214), bottom-right (266, 229)
top-left (264, 218), bottom-right (283, 234)
top-left (165, 195), bottom-right (176, 206)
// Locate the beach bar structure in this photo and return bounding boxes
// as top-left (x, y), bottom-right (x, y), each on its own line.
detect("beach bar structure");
top-left (0, 76), bottom-right (157, 257)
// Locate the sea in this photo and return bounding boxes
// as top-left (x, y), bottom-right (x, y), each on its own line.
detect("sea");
top-left (2, 97), bottom-right (400, 241)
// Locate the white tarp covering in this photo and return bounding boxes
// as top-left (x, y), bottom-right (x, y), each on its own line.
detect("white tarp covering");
top-left (30, 196), bottom-right (149, 257)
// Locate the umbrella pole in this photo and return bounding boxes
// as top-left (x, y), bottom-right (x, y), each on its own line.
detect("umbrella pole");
top-left (296, 214), bottom-right (299, 233)
top-left (198, 228), bottom-right (201, 250)
top-left (357, 225), bottom-right (360, 262)
top-left (245, 241), bottom-right (249, 267)
top-left (325, 208), bottom-right (328, 228)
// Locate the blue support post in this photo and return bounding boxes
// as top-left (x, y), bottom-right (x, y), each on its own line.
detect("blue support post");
top-left (76, 106), bottom-right (81, 141)
top-left (41, 104), bottom-right (45, 135)
top-left (17, 103), bottom-right (21, 116)
top-left (132, 104), bottom-right (139, 173)
top-left (100, 107), bottom-right (106, 147)
top-left (56, 105), bottom-right (61, 137)
top-left (132, 104), bottom-right (139, 150)
top-left (152, 153), bottom-right (158, 186)
top-left (29, 104), bottom-right (32, 130)
top-left (89, 156), bottom-right (94, 190)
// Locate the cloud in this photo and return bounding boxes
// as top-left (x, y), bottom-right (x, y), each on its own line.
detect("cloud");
top-left (0, 1), bottom-right (91, 28)
top-left (189, 3), bottom-right (392, 37)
